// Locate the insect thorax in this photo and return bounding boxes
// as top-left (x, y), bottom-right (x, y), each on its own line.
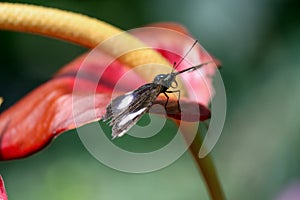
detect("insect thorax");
top-left (152, 73), bottom-right (176, 90)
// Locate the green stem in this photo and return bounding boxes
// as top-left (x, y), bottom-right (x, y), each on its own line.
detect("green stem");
top-left (180, 122), bottom-right (225, 200)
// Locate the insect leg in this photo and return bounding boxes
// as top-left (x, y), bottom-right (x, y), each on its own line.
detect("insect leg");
top-left (165, 90), bottom-right (181, 112)
top-left (162, 92), bottom-right (170, 109)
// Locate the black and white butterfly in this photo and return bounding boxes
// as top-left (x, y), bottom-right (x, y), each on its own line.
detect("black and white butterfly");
top-left (102, 40), bottom-right (213, 139)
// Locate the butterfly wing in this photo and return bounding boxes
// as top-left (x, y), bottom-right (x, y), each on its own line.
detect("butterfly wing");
top-left (102, 83), bottom-right (163, 138)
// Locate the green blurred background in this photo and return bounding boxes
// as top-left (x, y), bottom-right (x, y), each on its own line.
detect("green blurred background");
top-left (1, 0), bottom-right (300, 199)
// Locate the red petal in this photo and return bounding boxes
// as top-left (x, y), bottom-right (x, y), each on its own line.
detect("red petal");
top-left (0, 23), bottom-right (217, 160)
top-left (0, 79), bottom-right (72, 160)
top-left (0, 175), bottom-right (8, 200)
top-left (0, 51), bottom-right (144, 160)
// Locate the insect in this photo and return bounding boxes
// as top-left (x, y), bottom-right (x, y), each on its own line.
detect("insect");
top-left (102, 40), bottom-right (213, 139)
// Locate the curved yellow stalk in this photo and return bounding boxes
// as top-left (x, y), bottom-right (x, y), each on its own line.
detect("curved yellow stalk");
top-left (0, 2), bottom-right (181, 87)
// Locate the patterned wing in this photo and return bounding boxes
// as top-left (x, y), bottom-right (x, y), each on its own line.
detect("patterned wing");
top-left (102, 83), bottom-right (163, 138)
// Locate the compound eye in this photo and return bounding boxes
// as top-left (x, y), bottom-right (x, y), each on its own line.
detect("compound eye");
top-left (171, 80), bottom-right (178, 88)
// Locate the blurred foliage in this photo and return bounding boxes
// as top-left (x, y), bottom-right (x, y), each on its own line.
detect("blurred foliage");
top-left (1, 0), bottom-right (300, 199)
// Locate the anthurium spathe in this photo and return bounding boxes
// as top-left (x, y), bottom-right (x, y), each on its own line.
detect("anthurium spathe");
top-left (0, 23), bottom-right (217, 160)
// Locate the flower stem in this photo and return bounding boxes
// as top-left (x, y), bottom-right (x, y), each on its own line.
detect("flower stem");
top-left (179, 122), bottom-right (225, 200)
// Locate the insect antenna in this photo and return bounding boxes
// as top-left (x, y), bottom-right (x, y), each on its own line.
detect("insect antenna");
top-left (172, 39), bottom-right (198, 72)
top-left (174, 61), bottom-right (214, 76)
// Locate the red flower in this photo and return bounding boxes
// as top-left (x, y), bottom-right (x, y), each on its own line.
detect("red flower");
top-left (0, 23), bottom-right (219, 160)
top-left (0, 175), bottom-right (8, 200)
